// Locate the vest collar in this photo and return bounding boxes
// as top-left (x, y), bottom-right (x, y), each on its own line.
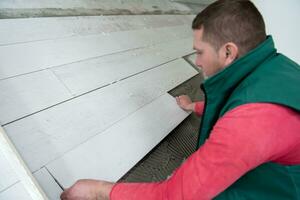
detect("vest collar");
top-left (202, 36), bottom-right (277, 99)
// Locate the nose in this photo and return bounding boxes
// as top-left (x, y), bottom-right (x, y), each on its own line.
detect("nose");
top-left (195, 56), bottom-right (202, 68)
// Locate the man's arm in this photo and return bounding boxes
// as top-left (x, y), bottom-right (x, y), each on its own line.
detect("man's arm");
top-left (176, 95), bottom-right (204, 116)
top-left (110, 103), bottom-right (300, 200)
top-left (61, 103), bottom-right (300, 200)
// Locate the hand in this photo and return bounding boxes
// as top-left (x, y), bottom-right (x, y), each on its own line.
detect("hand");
top-left (60, 179), bottom-right (114, 200)
top-left (176, 95), bottom-right (195, 112)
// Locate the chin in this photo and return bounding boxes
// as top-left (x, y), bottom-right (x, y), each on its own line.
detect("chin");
top-left (201, 71), bottom-right (209, 80)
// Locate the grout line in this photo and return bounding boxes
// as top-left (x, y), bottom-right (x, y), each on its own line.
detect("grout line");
top-left (2, 82), bottom-right (108, 127)
top-left (0, 47), bottom-right (143, 82)
top-left (49, 69), bottom-right (75, 97)
top-left (0, 36), bottom-right (192, 82)
top-left (182, 53), bottom-right (201, 73)
top-left (118, 58), bottom-right (178, 82)
top-left (0, 24), bottom-right (188, 47)
top-left (0, 68), bottom-right (48, 82)
top-left (0, 181), bottom-right (20, 194)
top-left (45, 167), bottom-right (65, 191)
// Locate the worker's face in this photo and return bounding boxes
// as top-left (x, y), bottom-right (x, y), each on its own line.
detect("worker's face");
top-left (193, 29), bottom-right (226, 78)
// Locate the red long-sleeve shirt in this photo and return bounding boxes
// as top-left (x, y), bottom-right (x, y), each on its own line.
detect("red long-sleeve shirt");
top-left (110, 102), bottom-right (300, 200)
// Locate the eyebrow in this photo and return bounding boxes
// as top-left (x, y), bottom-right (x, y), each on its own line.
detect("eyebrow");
top-left (193, 46), bottom-right (201, 51)
top-left (193, 47), bottom-right (203, 53)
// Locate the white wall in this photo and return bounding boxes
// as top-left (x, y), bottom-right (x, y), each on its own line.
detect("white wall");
top-left (253, 0), bottom-right (300, 64)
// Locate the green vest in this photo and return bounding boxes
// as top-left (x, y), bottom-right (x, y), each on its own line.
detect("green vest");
top-left (197, 36), bottom-right (300, 199)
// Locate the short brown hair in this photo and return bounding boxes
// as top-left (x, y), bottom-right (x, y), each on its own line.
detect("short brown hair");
top-left (192, 0), bottom-right (266, 56)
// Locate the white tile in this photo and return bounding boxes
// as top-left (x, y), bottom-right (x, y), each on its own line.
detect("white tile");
top-left (52, 38), bottom-right (193, 95)
top-left (0, 127), bottom-right (47, 200)
top-left (0, 15), bottom-right (193, 45)
top-left (0, 25), bottom-right (191, 80)
top-left (0, 70), bottom-right (72, 125)
top-left (47, 94), bottom-right (190, 187)
top-left (186, 53), bottom-right (197, 66)
top-left (4, 59), bottom-right (197, 172)
top-left (0, 182), bottom-right (33, 200)
top-left (0, 149), bottom-right (18, 192)
top-left (34, 168), bottom-right (63, 200)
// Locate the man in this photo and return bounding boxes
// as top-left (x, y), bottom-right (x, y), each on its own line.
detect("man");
top-left (61, 0), bottom-right (300, 199)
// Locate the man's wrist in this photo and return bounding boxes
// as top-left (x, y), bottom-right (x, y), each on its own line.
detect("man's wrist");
top-left (97, 181), bottom-right (115, 200)
top-left (189, 102), bottom-right (196, 112)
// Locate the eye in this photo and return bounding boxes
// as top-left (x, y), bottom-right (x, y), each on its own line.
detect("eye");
top-left (196, 51), bottom-right (203, 55)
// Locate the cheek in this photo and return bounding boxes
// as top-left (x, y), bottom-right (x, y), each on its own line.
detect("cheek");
top-left (202, 56), bottom-right (212, 70)
top-left (211, 60), bottom-right (224, 74)
top-left (204, 56), bottom-right (222, 76)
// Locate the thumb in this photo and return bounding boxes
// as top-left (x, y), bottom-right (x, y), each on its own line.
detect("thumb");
top-left (60, 188), bottom-right (70, 200)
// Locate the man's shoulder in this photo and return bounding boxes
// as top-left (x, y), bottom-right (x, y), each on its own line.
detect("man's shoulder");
top-left (220, 54), bottom-right (300, 116)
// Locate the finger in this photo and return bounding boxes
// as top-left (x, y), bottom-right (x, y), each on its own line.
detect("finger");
top-left (60, 191), bottom-right (67, 200)
top-left (60, 188), bottom-right (70, 200)
top-left (176, 97), bottom-right (180, 105)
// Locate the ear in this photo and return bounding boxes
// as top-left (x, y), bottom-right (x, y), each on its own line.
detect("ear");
top-left (220, 42), bottom-right (239, 67)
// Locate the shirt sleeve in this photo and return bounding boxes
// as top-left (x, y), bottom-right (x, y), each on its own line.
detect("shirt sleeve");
top-left (194, 101), bottom-right (205, 116)
top-left (110, 103), bottom-right (300, 200)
